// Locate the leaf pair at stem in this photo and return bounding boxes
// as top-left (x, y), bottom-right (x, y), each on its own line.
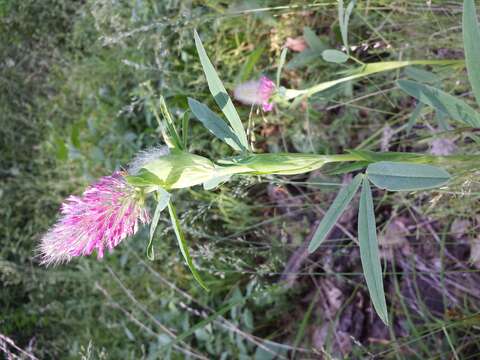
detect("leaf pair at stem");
top-left (308, 162), bottom-right (451, 325)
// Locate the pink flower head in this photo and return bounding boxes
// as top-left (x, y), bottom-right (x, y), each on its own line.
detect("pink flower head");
top-left (39, 171), bottom-right (150, 265)
top-left (233, 76), bottom-right (276, 112)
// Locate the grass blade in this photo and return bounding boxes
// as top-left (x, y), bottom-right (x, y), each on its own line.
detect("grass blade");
top-left (338, 0), bottom-right (345, 49)
top-left (193, 30), bottom-right (249, 151)
top-left (168, 201), bottom-right (209, 291)
top-left (308, 173), bottom-right (362, 253)
top-left (147, 188), bottom-right (171, 260)
top-left (237, 45), bottom-right (265, 82)
top-left (276, 47), bottom-right (288, 87)
top-left (188, 97), bottom-right (244, 151)
top-left (181, 110), bottom-right (190, 150)
top-left (463, 0), bottom-right (480, 107)
top-left (366, 161), bottom-right (451, 191)
top-left (397, 79), bottom-right (480, 128)
top-left (358, 177), bottom-right (389, 325)
top-left (159, 96), bottom-right (183, 150)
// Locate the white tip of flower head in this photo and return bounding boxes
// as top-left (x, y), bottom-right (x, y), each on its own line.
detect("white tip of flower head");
top-left (233, 80), bottom-right (262, 106)
top-left (128, 146), bottom-right (170, 175)
top-left (233, 76), bottom-right (275, 112)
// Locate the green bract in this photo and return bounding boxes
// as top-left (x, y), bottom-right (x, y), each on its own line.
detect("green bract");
top-left (129, 151), bottom-right (216, 190)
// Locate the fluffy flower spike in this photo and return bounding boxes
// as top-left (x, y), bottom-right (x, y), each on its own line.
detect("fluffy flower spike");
top-left (39, 171), bottom-right (150, 265)
top-left (233, 76), bottom-right (276, 112)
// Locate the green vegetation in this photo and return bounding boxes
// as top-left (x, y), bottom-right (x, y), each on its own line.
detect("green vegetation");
top-left (2, 1), bottom-right (480, 358)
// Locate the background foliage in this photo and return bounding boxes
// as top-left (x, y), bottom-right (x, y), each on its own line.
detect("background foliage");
top-left (1, 1), bottom-right (480, 358)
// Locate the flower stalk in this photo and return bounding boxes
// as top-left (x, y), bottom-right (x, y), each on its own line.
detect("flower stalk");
top-left (279, 59), bottom-right (465, 107)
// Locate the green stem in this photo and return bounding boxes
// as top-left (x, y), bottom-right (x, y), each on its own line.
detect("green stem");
top-left (214, 151), bottom-right (479, 178)
top-left (283, 59), bottom-right (464, 105)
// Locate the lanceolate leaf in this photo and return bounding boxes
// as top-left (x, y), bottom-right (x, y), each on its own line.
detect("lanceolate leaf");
top-left (463, 0), bottom-right (480, 107)
top-left (339, 0), bottom-right (356, 54)
top-left (193, 30), bottom-right (249, 151)
top-left (308, 173), bottom-right (362, 253)
top-left (147, 188), bottom-right (171, 260)
top-left (397, 79), bottom-right (480, 128)
top-left (188, 98), bottom-right (244, 151)
top-left (366, 162), bottom-right (451, 191)
top-left (168, 201), bottom-right (209, 291)
top-left (358, 177), bottom-right (389, 325)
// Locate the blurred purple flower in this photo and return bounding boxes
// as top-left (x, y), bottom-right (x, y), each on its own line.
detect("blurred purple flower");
top-left (39, 171), bottom-right (150, 265)
top-left (430, 138), bottom-right (457, 156)
top-left (233, 76), bottom-right (275, 112)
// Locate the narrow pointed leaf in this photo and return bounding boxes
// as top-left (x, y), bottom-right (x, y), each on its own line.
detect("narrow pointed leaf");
top-left (308, 173), bottom-right (362, 253)
top-left (194, 30), bottom-right (249, 150)
top-left (397, 79), bottom-right (480, 128)
top-left (237, 45), bottom-right (265, 82)
top-left (338, 0), bottom-right (345, 47)
top-left (181, 110), bottom-right (190, 150)
top-left (159, 96), bottom-right (183, 150)
top-left (366, 161), bottom-right (451, 191)
top-left (358, 177), bottom-right (389, 325)
top-left (463, 0), bottom-right (480, 107)
top-left (339, 0), bottom-right (355, 53)
top-left (147, 188), bottom-right (171, 260)
top-left (168, 201), bottom-right (209, 291)
top-left (188, 98), bottom-right (244, 151)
